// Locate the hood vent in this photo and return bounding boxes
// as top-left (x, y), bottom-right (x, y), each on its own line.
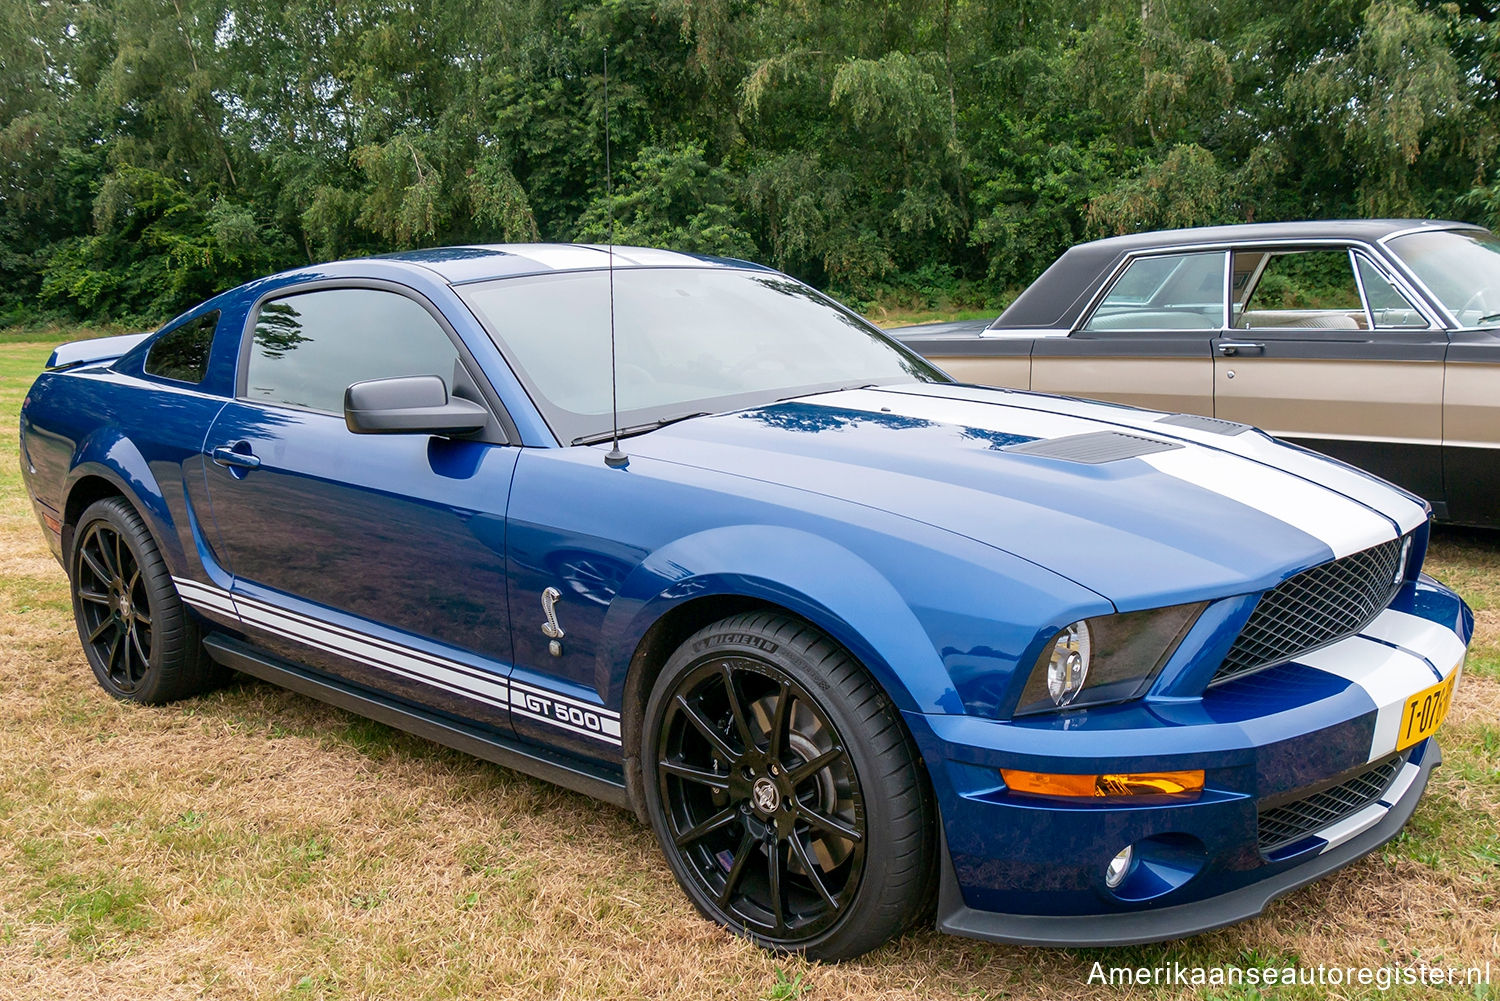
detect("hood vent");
top-left (1002, 431), bottom-right (1183, 464)
top-left (1156, 413), bottom-right (1251, 436)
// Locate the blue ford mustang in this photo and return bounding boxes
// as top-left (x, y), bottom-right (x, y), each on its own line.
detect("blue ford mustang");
top-left (19, 246), bottom-right (1473, 958)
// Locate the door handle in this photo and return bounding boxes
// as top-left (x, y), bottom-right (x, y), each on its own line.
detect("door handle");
top-left (211, 445), bottom-right (261, 470)
top-left (1218, 341), bottom-right (1265, 357)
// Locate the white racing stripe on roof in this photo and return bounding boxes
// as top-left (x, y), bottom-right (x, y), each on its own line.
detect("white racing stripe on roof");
top-left (806, 389), bottom-right (1398, 559)
top-left (885, 386), bottom-right (1429, 535)
top-left (1296, 636), bottom-right (1442, 762)
top-left (511, 246), bottom-right (612, 271)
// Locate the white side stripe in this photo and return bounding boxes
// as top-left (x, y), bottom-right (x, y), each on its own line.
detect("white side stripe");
top-left (171, 577), bottom-right (621, 745)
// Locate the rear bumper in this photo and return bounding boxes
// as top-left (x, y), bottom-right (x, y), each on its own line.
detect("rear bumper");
top-left (933, 740), bottom-right (1437, 946)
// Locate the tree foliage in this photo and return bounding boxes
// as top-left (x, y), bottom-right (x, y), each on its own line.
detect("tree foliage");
top-left (1, 0), bottom-right (1496, 325)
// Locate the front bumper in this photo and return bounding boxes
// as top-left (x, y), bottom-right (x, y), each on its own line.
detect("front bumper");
top-left (934, 740), bottom-right (1437, 946)
top-left (906, 576), bottom-right (1471, 946)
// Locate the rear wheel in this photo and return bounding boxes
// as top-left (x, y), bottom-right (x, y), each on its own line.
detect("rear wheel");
top-left (70, 497), bottom-right (217, 704)
top-left (642, 613), bottom-right (935, 959)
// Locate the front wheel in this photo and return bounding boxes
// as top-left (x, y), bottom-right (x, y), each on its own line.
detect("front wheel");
top-left (70, 497), bottom-right (218, 704)
top-left (642, 613), bottom-right (935, 960)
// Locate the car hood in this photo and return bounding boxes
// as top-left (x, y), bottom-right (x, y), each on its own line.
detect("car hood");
top-left (624, 384), bottom-right (1428, 609)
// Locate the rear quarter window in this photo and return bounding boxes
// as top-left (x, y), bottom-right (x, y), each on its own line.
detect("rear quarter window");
top-left (145, 311), bottom-right (220, 384)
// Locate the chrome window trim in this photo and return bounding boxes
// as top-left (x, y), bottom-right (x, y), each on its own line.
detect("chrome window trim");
top-left (979, 327), bottom-right (1070, 339)
top-left (1066, 237), bottom-right (1451, 335)
top-left (1221, 249), bottom-right (1233, 330)
top-left (1071, 247), bottom-right (1232, 335)
top-left (1348, 248), bottom-right (1378, 331)
top-left (1348, 249), bottom-right (1439, 331)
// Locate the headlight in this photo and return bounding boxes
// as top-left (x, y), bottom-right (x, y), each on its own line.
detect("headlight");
top-left (1014, 602), bottom-right (1206, 716)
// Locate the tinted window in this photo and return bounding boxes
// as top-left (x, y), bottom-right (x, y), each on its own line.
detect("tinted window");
top-left (457, 268), bottom-right (942, 444)
top-left (1081, 252), bottom-right (1225, 331)
top-left (145, 310), bottom-right (219, 384)
top-left (243, 289), bottom-right (460, 413)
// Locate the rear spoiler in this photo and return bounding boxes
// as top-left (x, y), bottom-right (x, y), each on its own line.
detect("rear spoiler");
top-left (45, 332), bottom-right (153, 371)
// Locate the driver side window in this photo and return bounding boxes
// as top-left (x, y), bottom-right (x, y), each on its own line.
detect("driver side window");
top-left (242, 288), bottom-right (462, 414)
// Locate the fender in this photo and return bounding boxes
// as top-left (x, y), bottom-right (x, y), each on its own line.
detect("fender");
top-left (64, 432), bottom-right (183, 570)
top-left (603, 526), bottom-right (959, 716)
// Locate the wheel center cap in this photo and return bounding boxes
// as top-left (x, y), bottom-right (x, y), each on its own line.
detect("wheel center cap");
top-left (751, 776), bottom-right (781, 814)
top-left (118, 594), bottom-right (132, 619)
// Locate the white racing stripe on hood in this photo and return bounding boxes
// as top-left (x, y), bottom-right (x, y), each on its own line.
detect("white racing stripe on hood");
top-left (884, 386), bottom-right (1429, 535)
top-left (808, 389), bottom-right (1398, 559)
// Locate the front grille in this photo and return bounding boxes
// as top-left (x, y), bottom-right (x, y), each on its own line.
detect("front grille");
top-left (1257, 754), bottom-right (1405, 855)
top-left (1211, 536), bottom-right (1407, 686)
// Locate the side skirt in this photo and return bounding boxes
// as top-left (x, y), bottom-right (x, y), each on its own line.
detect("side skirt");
top-left (203, 633), bottom-right (632, 810)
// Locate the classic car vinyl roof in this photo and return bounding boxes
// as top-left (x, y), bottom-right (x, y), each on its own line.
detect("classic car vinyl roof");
top-left (993, 218), bottom-right (1484, 331)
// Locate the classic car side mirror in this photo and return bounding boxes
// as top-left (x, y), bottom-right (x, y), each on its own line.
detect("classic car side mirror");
top-left (343, 374), bottom-right (489, 436)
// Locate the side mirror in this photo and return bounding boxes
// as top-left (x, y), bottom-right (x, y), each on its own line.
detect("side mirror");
top-left (344, 375), bottom-right (489, 436)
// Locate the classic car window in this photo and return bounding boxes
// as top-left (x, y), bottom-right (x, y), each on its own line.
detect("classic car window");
top-left (145, 310), bottom-right (219, 384)
top-left (243, 289), bottom-right (460, 414)
top-left (1235, 249), bottom-right (1366, 330)
top-left (1387, 229), bottom-right (1500, 326)
top-left (1353, 255), bottom-right (1429, 329)
top-left (1080, 252), bottom-right (1225, 331)
top-left (458, 268), bottom-right (943, 445)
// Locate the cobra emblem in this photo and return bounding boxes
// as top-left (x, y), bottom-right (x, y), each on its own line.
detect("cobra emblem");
top-left (541, 586), bottom-right (565, 656)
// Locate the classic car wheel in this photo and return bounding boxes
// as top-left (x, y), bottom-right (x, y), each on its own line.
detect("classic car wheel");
top-left (70, 497), bottom-right (216, 704)
top-left (642, 613), bottom-right (934, 959)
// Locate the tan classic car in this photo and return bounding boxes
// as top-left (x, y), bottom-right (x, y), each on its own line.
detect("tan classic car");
top-left (892, 220), bottom-right (1500, 526)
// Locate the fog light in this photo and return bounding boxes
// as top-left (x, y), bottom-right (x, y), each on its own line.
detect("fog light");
top-left (1046, 620), bottom-right (1091, 706)
top-left (1105, 845), bottom-right (1133, 888)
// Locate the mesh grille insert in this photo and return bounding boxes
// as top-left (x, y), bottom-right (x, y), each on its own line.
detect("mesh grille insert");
top-left (1211, 536), bottom-right (1407, 687)
top-left (1258, 755), bottom-right (1404, 855)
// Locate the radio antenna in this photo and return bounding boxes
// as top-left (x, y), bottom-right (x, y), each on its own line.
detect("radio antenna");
top-left (602, 46), bottom-right (628, 469)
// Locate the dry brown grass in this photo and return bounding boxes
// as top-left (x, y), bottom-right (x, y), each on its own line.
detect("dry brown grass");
top-left (1, 341), bottom-right (1497, 1000)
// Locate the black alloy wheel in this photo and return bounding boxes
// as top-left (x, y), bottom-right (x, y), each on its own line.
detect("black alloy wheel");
top-left (70, 497), bottom-right (218, 704)
top-left (75, 517), bottom-right (153, 694)
top-left (643, 613), bottom-right (934, 960)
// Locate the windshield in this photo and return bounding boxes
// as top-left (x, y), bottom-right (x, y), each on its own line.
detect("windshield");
top-left (457, 267), bottom-right (944, 444)
top-left (1386, 229), bottom-right (1500, 326)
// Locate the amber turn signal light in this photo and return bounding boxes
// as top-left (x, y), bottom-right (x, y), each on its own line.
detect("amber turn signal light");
top-left (1001, 768), bottom-right (1204, 799)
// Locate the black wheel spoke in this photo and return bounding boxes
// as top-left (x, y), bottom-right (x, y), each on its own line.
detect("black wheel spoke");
top-left (86, 615), bottom-right (115, 644)
top-left (659, 758), bottom-right (731, 792)
top-left (673, 805), bottom-right (739, 848)
top-left (720, 663), bottom-right (757, 753)
top-left (766, 840), bottom-right (786, 935)
top-left (788, 744), bottom-right (845, 786)
top-left (767, 679), bottom-right (792, 761)
top-left (675, 694), bottom-right (739, 762)
top-left (789, 831), bottom-right (838, 910)
top-left (132, 608), bottom-right (152, 627)
top-left (80, 548), bottom-right (111, 585)
top-left (106, 629), bottom-right (124, 674)
top-left (798, 805), bottom-right (863, 843)
top-left (716, 830), bottom-right (757, 906)
top-left (78, 588), bottom-right (111, 607)
top-left (112, 531), bottom-right (124, 582)
top-left (129, 623), bottom-right (149, 671)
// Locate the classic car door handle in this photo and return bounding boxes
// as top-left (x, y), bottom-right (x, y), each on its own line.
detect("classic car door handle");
top-left (211, 445), bottom-right (261, 470)
top-left (1218, 341), bottom-right (1265, 357)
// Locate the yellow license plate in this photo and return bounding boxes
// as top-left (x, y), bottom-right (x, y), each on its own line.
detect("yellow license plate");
top-left (1397, 672), bottom-right (1457, 751)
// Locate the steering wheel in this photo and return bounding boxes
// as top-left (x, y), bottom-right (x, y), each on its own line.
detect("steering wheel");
top-left (1456, 287), bottom-right (1493, 322)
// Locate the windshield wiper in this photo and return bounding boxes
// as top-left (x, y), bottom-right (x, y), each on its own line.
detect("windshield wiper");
top-left (571, 411), bottom-right (713, 446)
top-left (1479, 313), bottom-right (1500, 325)
top-left (775, 382), bottom-right (877, 403)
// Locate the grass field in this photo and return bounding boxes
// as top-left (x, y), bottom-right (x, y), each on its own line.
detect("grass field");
top-left (0, 337), bottom-right (1496, 1000)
